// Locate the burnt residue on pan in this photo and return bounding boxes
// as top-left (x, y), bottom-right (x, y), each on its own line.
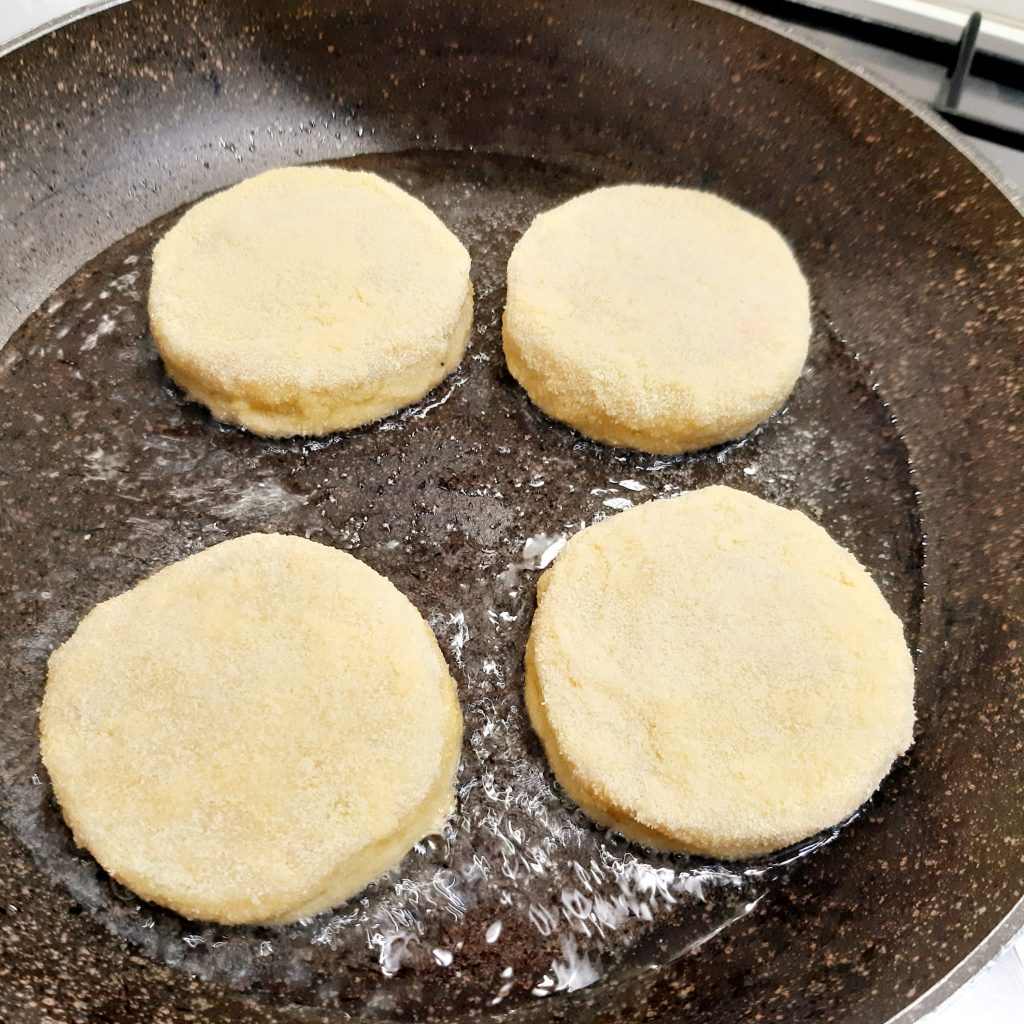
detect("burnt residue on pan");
top-left (0, 2), bottom-right (1021, 1023)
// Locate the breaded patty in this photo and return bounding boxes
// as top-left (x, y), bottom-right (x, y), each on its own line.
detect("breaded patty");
top-left (525, 486), bottom-right (914, 859)
top-left (40, 533), bottom-right (463, 925)
top-left (150, 166), bottom-right (472, 437)
top-left (503, 185), bottom-right (810, 454)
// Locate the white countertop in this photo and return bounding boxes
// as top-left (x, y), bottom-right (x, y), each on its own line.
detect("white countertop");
top-left (1, 2), bottom-right (1021, 1022)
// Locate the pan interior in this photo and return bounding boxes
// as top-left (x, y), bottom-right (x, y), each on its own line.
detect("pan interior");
top-left (0, 150), bottom-right (923, 1019)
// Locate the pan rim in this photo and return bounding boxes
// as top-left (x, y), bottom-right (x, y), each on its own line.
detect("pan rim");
top-left (3, 0), bottom-right (1019, 219)
top-left (0, 0), bottom-right (130, 60)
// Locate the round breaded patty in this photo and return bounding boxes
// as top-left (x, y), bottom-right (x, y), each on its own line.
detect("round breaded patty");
top-left (149, 166), bottom-right (473, 437)
top-left (503, 185), bottom-right (811, 453)
top-left (525, 486), bottom-right (914, 859)
top-left (40, 534), bottom-right (462, 925)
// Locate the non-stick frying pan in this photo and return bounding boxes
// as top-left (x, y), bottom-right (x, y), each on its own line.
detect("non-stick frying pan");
top-left (0, 2), bottom-right (1021, 1022)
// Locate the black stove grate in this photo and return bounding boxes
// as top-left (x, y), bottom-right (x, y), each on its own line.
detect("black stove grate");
top-left (739, 2), bottom-right (1024, 150)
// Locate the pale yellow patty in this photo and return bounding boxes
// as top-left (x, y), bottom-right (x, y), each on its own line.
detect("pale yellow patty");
top-left (40, 534), bottom-right (462, 925)
top-left (149, 166), bottom-right (473, 437)
top-left (526, 486), bottom-right (914, 859)
top-left (503, 185), bottom-right (811, 454)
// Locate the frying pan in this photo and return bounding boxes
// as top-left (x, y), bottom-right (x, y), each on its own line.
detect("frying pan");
top-left (0, 1), bottom-right (1021, 1022)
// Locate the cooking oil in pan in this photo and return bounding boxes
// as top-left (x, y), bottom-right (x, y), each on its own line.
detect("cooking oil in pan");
top-left (0, 150), bottom-right (923, 1018)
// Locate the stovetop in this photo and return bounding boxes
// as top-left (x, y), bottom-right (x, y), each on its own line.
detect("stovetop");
top-left (738, 1), bottom-right (1024, 194)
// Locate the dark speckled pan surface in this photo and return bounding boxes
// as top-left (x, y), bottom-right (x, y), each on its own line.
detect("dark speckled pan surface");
top-left (0, 2), bottom-right (1021, 1023)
